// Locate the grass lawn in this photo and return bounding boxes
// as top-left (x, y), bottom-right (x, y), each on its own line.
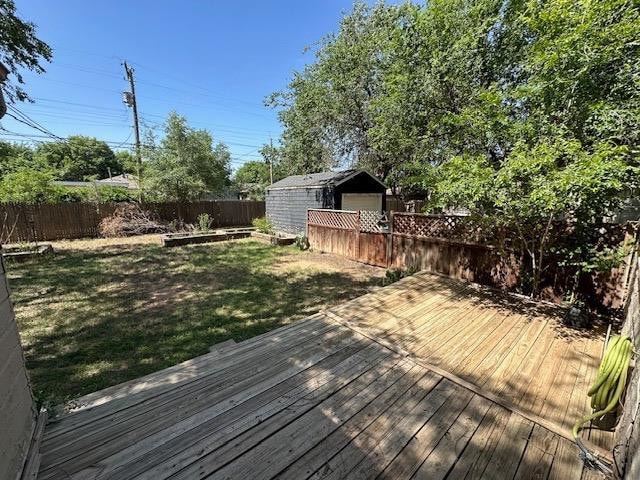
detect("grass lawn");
top-left (7, 236), bottom-right (384, 406)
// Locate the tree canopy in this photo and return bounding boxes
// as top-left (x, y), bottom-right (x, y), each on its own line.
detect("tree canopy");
top-left (271, 0), bottom-right (639, 182)
top-left (0, 0), bottom-right (52, 102)
top-left (0, 139), bottom-right (137, 203)
top-left (34, 136), bottom-right (123, 180)
top-left (234, 160), bottom-right (270, 186)
top-left (269, 0), bottom-right (640, 297)
top-left (142, 112), bottom-right (231, 201)
top-left (232, 160), bottom-right (271, 200)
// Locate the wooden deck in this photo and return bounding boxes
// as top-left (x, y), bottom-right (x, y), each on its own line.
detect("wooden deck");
top-left (36, 273), bottom-right (609, 480)
top-left (328, 272), bottom-right (613, 452)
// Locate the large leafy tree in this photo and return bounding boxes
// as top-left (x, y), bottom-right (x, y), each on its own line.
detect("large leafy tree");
top-left (142, 112), bottom-right (230, 201)
top-left (271, 0), bottom-right (639, 299)
top-left (34, 136), bottom-right (122, 181)
top-left (267, 2), bottom-right (397, 178)
top-left (0, 0), bottom-right (52, 102)
top-left (234, 160), bottom-right (270, 185)
top-left (233, 160), bottom-right (271, 200)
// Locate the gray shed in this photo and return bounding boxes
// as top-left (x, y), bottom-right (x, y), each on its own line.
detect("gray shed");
top-left (266, 169), bottom-right (387, 234)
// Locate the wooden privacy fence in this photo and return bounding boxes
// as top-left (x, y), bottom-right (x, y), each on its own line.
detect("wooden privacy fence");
top-left (0, 200), bottom-right (265, 243)
top-left (307, 209), bottom-right (632, 310)
top-left (307, 209), bottom-right (390, 267)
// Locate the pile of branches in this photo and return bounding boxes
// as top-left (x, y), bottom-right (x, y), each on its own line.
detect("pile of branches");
top-left (99, 203), bottom-right (169, 237)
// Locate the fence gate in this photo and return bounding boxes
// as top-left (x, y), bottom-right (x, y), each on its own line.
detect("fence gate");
top-left (306, 209), bottom-right (390, 267)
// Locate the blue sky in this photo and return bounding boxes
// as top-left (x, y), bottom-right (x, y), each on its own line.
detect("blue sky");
top-left (1, 1), bottom-right (367, 171)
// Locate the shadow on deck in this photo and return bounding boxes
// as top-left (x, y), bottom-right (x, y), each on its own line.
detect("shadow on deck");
top-left (35, 272), bottom-right (609, 480)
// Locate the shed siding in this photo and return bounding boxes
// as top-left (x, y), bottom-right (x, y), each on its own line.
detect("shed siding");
top-left (0, 255), bottom-right (36, 480)
top-left (266, 187), bottom-right (330, 234)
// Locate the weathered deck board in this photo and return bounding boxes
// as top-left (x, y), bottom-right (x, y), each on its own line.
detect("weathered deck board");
top-left (326, 271), bottom-right (612, 451)
top-left (36, 273), bottom-right (607, 480)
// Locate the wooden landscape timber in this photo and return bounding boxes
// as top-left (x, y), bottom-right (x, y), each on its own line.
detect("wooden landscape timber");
top-left (250, 231), bottom-right (296, 246)
top-left (161, 228), bottom-right (254, 247)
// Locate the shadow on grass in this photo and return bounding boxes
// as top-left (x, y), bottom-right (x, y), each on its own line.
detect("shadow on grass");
top-left (6, 240), bottom-right (382, 405)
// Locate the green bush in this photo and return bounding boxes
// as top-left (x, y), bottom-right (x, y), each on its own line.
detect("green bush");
top-left (252, 216), bottom-right (275, 234)
top-left (295, 234), bottom-right (309, 250)
top-left (383, 266), bottom-right (418, 286)
top-left (197, 213), bottom-right (212, 232)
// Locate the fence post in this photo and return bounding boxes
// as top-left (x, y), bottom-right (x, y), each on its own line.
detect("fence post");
top-left (356, 210), bottom-right (361, 261)
top-left (387, 211), bottom-right (394, 268)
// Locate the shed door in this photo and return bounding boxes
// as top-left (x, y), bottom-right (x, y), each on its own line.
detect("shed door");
top-left (341, 193), bottom-right (382, 212)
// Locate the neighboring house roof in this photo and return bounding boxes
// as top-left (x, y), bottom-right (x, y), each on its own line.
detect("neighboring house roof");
top-left (53, 174), bottom-right (139, 190)
top-left (96, 173), bottom-right (139, 189)
top-left (268, 169), bottom-right (386, 190)
top-left (53, 180), bottom-right (93, 188)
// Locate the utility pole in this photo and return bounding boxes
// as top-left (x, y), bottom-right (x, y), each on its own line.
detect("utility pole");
top-left (269, 137), bottom-right (274, 185)
top-left (122, 61), bottom-right (141, 174)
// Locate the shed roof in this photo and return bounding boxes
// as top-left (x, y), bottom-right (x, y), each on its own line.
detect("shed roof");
top-left (267, 169), bottom-right (385, 190)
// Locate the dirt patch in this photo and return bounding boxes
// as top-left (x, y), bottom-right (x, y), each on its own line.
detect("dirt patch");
top-left (48, 234), bottom-right (164, 251)
top-left (271, 250), bottom-right (386, 282)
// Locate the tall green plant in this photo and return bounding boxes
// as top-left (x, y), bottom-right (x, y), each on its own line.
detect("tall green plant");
top-left (142, 112), bottom-right (231, 201)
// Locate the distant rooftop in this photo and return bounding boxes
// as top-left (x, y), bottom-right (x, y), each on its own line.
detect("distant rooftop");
top-left (53, 174), bottom-right (139, 190)
top-left (268, 169), bottom-right (385, 190)
top-left (96, 173), bottom-right (139, 189)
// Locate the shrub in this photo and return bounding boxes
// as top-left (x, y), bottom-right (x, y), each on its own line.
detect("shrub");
top-left (252, 216), bottom-right (275, 234)
top-left (197, 213), bottom-right (212, 232)
top-left (383, 266), bottom-right (418, 286)
top-left (295, 234), bottom-right (309, 250)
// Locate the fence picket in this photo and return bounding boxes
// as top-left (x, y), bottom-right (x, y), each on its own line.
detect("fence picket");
top-left (306, 208), bottom-right (630, 310)
top-left (0, 200), bottom-right (265, 243)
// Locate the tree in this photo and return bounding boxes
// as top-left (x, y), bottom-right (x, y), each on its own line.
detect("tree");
top-left (0, 167), bottom-right (58, 203)
top-left (233, 160), bottom-right (270, 200)
top-left (0, 0), bottom-right (52, 102)
top-left (234, 161), bottom-right (270, 186)
top-left (270, 0), bottom-right (640, 299)
top-left (34, 136), bottom-right (122, 181)
top-left (267, 2), bottom-right (403, 179)
top-left (142, 112), bottom-right (230, 201)
top-left (0, 140), bottom-right (44, 175)
top-left (115, 150), bottom-right (139, 175)
top-left (433, 139), bottom-right (634, 297)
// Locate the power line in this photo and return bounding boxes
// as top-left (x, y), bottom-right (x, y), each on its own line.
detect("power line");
top-left (46, 62), bottom-right (274, 119)
top-left (0, 131), bottom-right (135, 147)
top-left (0, 132), bottom-right (258, 162)
top-left (5, 107), bottom-right (64, 140)
top-left (28, 97), bottom-right (273, 135)
top-left (110, 129), bottom-right (134, 149)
